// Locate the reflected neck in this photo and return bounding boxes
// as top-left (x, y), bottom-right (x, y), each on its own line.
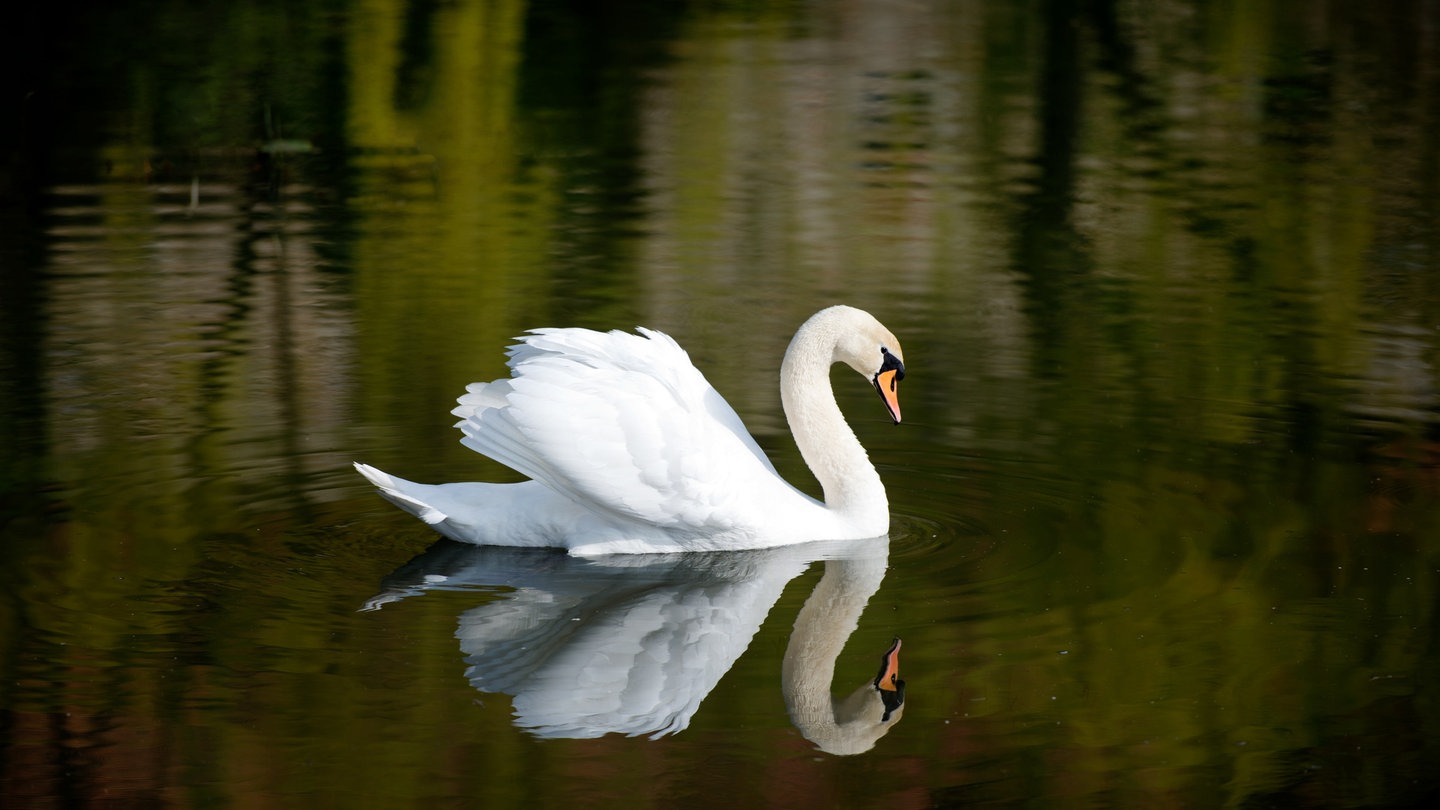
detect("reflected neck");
top-left (780, 550), bottom-right (893, 755)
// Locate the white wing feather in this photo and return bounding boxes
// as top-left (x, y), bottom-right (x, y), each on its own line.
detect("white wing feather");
top-left (452, 327), bottom-right (790, 538)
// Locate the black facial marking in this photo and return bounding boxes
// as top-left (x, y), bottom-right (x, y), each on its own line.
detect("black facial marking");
top-left (879, 347), bottom-right (905, 383)
top-left (879, 680), bottom-right (905, 722)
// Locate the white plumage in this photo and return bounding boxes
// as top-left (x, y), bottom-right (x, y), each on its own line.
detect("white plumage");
top-left (355, 305), bottom-right (905, 555)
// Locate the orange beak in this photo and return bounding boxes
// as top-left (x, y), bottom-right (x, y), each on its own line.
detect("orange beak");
top-left (873, 369), bottom-right (902, 424)
top-left (873, 637), bottom-right (905, 722)
top-left (874, 637), bottom-right (902, 692)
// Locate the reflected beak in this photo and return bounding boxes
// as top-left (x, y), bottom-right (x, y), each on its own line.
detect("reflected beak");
top-left (873, 637), bottom-right (905, 722)
top-left (873, 369), bottom-right (902, 425)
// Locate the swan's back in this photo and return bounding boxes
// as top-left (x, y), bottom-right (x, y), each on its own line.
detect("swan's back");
top-left (451, 327), bottom-right (801, 547)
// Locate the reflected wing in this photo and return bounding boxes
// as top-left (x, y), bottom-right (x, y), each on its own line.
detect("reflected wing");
top-left (457, 571), bottom-right (796, 739)
top-left (452, 326), bottom-right (786, 536)
top-left (364, 539), bottom-right (876, 741)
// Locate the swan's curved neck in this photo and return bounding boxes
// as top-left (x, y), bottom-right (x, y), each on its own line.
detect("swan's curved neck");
top-left (779, 320), bottom-right (888, 525)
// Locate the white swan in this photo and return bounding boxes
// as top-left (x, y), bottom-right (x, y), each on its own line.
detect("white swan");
top-left (354, 305), bottom-right (905, 555)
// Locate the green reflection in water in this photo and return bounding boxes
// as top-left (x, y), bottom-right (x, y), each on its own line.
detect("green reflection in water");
top-left (2, 0), bottom-right (1439, 808)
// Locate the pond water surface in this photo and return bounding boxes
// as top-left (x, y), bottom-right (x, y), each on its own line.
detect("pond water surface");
top-left (3, 1), bottom-right (1440, 807)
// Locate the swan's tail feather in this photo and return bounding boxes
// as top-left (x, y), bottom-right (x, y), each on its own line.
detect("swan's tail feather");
top-left (354, 462), bottom-right (450, 525)
top-left (354, 463), bottom-right (579, 548)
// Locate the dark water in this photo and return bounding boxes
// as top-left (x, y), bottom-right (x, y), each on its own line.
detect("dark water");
top-left (4, 1), bottom-right (1440, 807)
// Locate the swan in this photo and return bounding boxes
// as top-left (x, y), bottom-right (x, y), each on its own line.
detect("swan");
top-left (354, 305), bottom-right (905, 555)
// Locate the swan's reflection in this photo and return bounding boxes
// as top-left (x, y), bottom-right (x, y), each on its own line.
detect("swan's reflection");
top-left (364, 536), bottom-right (905, 753)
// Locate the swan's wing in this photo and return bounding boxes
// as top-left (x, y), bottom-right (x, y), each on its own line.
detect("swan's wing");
top-left (453, 326), bottom-right (792, 535)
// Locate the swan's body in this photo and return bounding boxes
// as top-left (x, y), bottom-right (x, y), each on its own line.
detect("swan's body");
top-left (355, 305), bottom-right (905, 555)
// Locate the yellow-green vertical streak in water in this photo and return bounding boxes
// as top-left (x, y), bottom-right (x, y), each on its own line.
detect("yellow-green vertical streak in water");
top-left (347, 0), bottom-right (414, 149)
top-left (349, 0), bottom-right (551, 477)
top-left (338, 0), bottom-right (545, 802)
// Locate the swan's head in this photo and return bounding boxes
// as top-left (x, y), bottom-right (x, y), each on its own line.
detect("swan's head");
top-left (827, 306), bottom-right (906, 425)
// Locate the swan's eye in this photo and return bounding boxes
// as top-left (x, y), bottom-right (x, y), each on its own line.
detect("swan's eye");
top-left (879, 347), bottom-right (905, 381)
